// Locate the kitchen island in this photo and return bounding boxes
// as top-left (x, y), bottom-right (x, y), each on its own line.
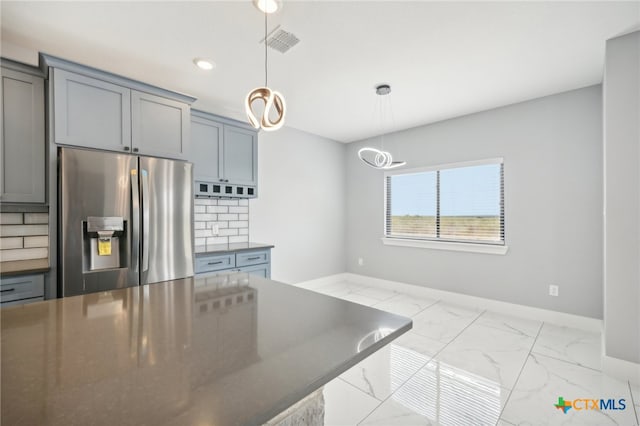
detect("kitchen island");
top-left (1, 273), bottom-right (411, 425)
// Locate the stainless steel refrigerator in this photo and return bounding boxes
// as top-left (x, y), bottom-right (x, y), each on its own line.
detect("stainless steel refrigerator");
top-left (59, 147), bottom-right (194, 297)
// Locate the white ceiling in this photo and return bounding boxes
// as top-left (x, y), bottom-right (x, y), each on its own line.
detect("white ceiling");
top-left (2, 1), bottom-right (638, 143)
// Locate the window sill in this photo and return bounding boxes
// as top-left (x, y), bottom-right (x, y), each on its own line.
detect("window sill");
top-left (381, 237), bottom-right (509, 255)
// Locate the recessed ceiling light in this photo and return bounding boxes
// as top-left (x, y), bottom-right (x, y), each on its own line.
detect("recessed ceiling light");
top-left (254, 0), bottom-right (281, 14)
top-left (193, 58), bottom-right (215, 71)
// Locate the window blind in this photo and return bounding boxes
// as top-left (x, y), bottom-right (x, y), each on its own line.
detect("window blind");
top-left (385, 161), bottom-right (504, 245)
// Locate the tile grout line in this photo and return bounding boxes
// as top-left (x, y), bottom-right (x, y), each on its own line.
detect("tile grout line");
top-left (355, 306), bottom-right (487, 425)
top-left (628, 380), bottom-right (639, 426)
top-left (496, 320), bottom-right (544, 425)
top-left (529, 351), bottom-right (603, 373)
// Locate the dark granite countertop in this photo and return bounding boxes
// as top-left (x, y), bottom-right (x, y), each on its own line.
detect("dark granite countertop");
top-left (1, 273), bottom-right (412, 426)
top-left (0, 259), bottom-right (50, 277)
top-left (194, 241), bottom-right (274, 256)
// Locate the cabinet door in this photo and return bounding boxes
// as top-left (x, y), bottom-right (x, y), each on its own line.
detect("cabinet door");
top-left (53, 68), bottom-right (131, 152)
top-left (238, 263), bottom-right (271, 279)
top-left (0, 68), bottom-right (45, 203)
top-left (132, 91), bottom-right (189, 160)
top-left (191, 115), bottom-right (222, 182)
top-left (222, 125), bottom-right (257, 186)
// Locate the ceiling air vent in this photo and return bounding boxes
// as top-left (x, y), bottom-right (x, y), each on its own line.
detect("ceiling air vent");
top-left (263, 26), bottom-right (300, 54)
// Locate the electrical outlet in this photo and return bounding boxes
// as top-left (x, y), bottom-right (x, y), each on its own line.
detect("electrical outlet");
top-left (358, 257), bottom-right (364, 266)
top-left (549, 285), bottom-right (559, 297)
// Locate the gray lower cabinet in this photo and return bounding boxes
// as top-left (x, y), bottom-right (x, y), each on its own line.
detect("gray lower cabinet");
top-left (191, 110), bottom-right (258, 198)
top-left (44, 55), bottom-right (194, 160)
top-left (0, 63), bottom-right (45, 203)
top-left (196, 249), bottom-right (271, 278)
top-left (0, 274), bottom-right (45, 307)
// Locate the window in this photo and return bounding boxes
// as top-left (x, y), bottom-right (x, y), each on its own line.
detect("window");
top-left (384, 159), bottom-right (504, 247)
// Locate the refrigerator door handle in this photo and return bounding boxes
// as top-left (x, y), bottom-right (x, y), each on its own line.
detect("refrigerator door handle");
top-left (130, 169), bottom-right (140, 273)
top-left (141, 169), bottom-right (150, 273)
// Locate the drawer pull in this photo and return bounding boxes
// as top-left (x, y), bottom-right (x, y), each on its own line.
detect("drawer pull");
top-left (246, 256), bottom-right (261, 261)
top-left (207, 261), bottom-right (224, 265)
top-left (0, 288), bottom-right (16, 293)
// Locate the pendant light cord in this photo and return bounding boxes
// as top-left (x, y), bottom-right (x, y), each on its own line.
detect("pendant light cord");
top-left (264, 9), bottom-right (268, 87)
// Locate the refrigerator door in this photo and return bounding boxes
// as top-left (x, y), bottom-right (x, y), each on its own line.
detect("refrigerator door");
top-left (60, 148), bottom-right (139, 297)
top-left (139, 156), bottom-right (194, 285)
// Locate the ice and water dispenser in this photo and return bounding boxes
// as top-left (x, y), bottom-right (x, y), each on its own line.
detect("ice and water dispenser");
top-left (83, 217), bottom-right (126, 271)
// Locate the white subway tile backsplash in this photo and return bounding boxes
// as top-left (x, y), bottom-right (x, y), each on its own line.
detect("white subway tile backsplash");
top-left (0, 213), bottom-right (23, 225)
top-left (228, 235), bottom-right (249, 243)
top-left (207, 206), bottom-right (228, 214)
top-left (193, 198), bottom-right (249, 245)
top-left (24, 213), bottom-right (48, 224)
top-left (194, 199), bottom-right (218, 206)
top-left (207, 221), bottom-right (229, 229)
top-left (229, 206), bottom-right (248, 214)
top-left (218, 228), bottom-right (238, 237)
top-left (206, 237), bottom-right (228, 245)
top-left (194, 213), bottom-right (217, 222)
top-left (194, 229), bottom-right (213, 238)
top-left (218, 200), bottom-right (239, 206)
top-left (229, 221), bottom-right (248, 229)
top-left (23, 236), bottom-right (48, 248)
top-left (0, 237), bottom-right (23, 249)
top-left (1, 247), bottom-right (48, 262)
top-left (0, 225), bottom-right (48, 237)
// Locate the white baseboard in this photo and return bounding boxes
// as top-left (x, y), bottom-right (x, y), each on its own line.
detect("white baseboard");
top-left (297, 272), bottom-right (602, 333)
top-left (294, 273), bottom-right (350, 290)
top-left (602, 354), bottom-right (640, 386)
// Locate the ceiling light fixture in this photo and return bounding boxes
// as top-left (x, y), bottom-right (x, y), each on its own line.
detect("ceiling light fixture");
top-left (358, 84), bottom-right (406, 170)
top-left (253, 0), bottom-right (281, 14)
top-left (193, 58), bottom-right (215, 71)
top-left (245, 4), bottom-right (286, 132)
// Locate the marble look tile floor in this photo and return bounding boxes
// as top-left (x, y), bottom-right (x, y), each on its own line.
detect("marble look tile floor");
top-left (306, 280), bottom-right (639, 426)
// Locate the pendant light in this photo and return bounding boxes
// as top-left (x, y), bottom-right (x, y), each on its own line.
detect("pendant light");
top-left (358, 84), bottom-right (406, 169)
top-left (245, 5), bottom-right (286, 132)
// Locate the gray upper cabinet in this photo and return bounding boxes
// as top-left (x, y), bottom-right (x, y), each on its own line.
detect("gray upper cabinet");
top-left (223, 125), bottom-right (257, 186)
top-left (0, 63), bottom-right (45, 203)
top-left (42, 54), bottom-right (195, 160)
top-left (132, 91), bottom-right (189, 160)
top-left (191, 115), bottom-right (222, 182)
top-left (52, 68), bottom-right (131, 152)
top-left (191, 110), bottom-right (258, 197)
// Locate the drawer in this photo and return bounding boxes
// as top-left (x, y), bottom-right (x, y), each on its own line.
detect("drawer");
top-left (236, 250), bottom-right (270, 267)
top-left (238, 264), bottom-right (271, 279)
top-left (195, 254), bottom-right (235, 274)
top-left (0, 274), bottom-right (45, 303)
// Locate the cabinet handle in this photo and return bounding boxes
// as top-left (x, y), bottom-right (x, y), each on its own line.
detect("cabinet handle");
top-left (246, 256), bottom-right (261, 261)
top-left (219, 179), bottom-right (225, 182)
top-left (133, 148), bottom-right (139, 153)
top-left (207, 261), bottom-right (223, 265)
top-left (124, 146), bottom-right (130, 151)
top-left (0, 288), bottom-right (15, 293)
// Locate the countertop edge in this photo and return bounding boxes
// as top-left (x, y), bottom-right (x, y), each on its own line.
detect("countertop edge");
top-left (194, 242), bottom-right (275, 256)
top-left (250, 318), bottom-right (413, 425)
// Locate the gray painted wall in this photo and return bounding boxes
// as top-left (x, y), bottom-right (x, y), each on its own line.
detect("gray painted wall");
top-left (603, 31), bottom-right (640, 363)
top-left (250, 126), bottom-right (347, 284)
top-left (346, 86), bottom-right (603, 318)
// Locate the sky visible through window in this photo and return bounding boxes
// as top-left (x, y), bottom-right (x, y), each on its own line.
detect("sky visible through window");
top-left (391, 164), bottom-right (501, 216)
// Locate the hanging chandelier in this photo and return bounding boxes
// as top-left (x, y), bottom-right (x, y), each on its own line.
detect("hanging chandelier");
top-left (358, 84), bottom-right (406, 170)
top-left (245, 4), bottom-right (286, 132)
